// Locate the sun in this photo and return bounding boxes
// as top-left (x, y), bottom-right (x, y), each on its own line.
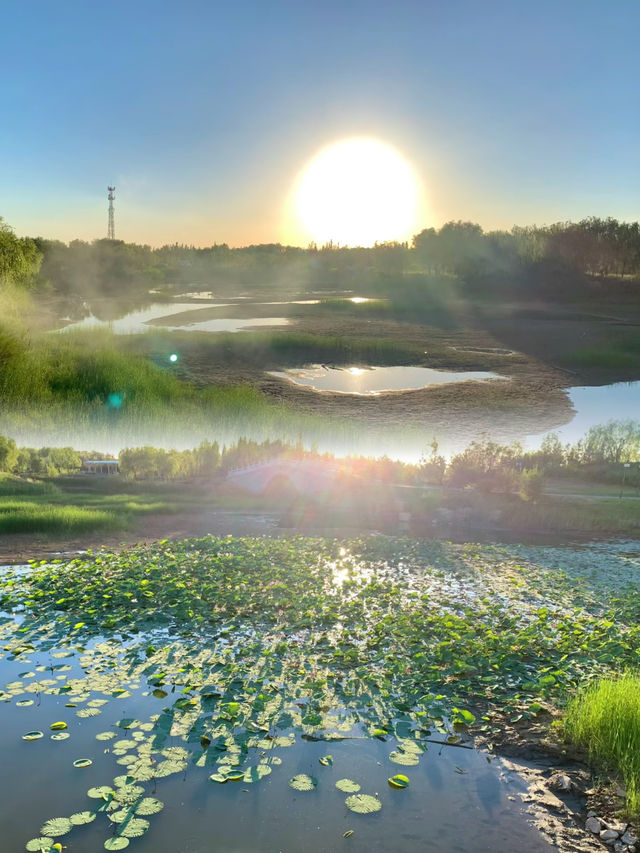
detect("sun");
top-left (288, 138), bottom-right (420, 247)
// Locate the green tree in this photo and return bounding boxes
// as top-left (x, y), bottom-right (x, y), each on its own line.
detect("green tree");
top-left (0, 218), bottom-right (42, 286)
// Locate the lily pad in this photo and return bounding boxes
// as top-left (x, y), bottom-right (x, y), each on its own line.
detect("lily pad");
top-left (104, 839), bottom-right (130, 851)
top-left (51, 732), bottom-right (70, 741)
top-left (69, 811), bottom-right (96, 825)
top-left (22, 731), bottom-right (44, 741)
top-left (345, 794), bottom-right (382, 814)
top-left (289, 774), bottom-right (318, 791)
top-left (49, 722), bottom-right (67, 731)
top-left (134, 797), bottom-right (164, 816)
top-left (389, 750), bottom-right (419, 766)
top-left (73, 758), bottom-right (93, 768)
top-left (25, 839), bottom-right (54, 852)
top-left (40, 817), bottom-right (72, 837)
top-left (119, 817), bottom-right (150, 838)
top-left (335, 778), bottom-right (361, 793)
top-left (87, 786), bottom-right (115, 799)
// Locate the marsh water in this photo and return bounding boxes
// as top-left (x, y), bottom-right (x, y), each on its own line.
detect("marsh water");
top-left (59, 302), bottom-right (291, 335)
top-left (52, 296), bottom-right (640, 460)
top-left (0, 565), bottom-right (551, 853)
top-left (528, 381), bottom-right (640, 449)
top-left (269, 365), bottom-right (507, 395)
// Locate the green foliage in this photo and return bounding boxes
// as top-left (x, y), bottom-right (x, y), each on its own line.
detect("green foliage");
top-left (519, 468), bottom-right (545, 502)
top-left (565, 676), bottom-right (640, 814)
top-left (446, 437), bottom-right (522, 493)
top-left (0, 218), bottom-right (42, 287)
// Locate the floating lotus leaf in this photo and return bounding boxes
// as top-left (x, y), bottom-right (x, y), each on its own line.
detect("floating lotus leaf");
top-left (108, 809), bottom-right (129, 824)
top-left (335, 779), bottom-right (361, 793)
top-left (388, 774), bottom-right (410, 789)
top-left (119, 817), bottom-right (150, 838)
top-left (113, 784), bottom-right (145, 804)
top-left (134, 798), bottom-right (164, 816)
top-left (209, 773), bottom-right (228, 783)
top-left (49, 722), bottom-right (67, 731)
top-left (319, 755), bottom-right (333, 766)
top-left (345, 794), bottom-right (382, 814)
top-left (73, 758), bottom-right (93, 768)
top-left (16, 699), bottom-right (34, 707)
top-left (87, 786), bottom-right (115, 799)
top-left (289, 774), bottom-right (317, 791)
top-left (152, 759), bottom-right (182, 778)
top-left (39, 817), bottom-right (72, 837)
top-left (104, 839), bottom-right (129, 851)
top-left (51, 732), bottom-right (70, 741)
top-left (243, 764), bottom-right (272, 783)
top-left (25, 839), bottom-right (54, 852)
top-left (113, 740), bottom-right (136, 751)
top-left (388, 750), bottom-right (419, 766)
top-left (69, 811), bottom-right (96, 825)
top-left (22, 731), bottom-right (43, 741)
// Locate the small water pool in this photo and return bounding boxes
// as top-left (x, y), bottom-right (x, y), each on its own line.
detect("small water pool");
top-left (527, 381), bottom-right (640, 449)
top-left (268, 364), bottom-right (508, 395)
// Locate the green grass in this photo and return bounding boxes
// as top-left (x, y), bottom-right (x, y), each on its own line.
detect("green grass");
top-left (0, 500), bottom-right (118, 534)
top-left (0, 477), bottom-right (191, 534)
top-left (565, 676), bottom-right (640, 814)
top-left (0, 474), bottom-right (59, 497)
top-left (568, 337), bottom-right (640, 369)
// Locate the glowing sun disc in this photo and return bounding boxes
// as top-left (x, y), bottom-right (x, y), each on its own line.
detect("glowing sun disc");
top-left (293, 138), bottom-right (420, 247)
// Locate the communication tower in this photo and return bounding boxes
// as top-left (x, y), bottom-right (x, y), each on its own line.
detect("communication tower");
top-left (107, 186), bottom-right (116, 239)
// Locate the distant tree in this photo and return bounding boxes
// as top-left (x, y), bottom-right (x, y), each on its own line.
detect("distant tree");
top-left (582, 420), bottom-right (640, 464)
top-left (520, 468), bottom-right (545, 502)
top-left (418, 439), bottom-right (446, 485)
top-left (0, 435), bottom-right (18, 472)
top-left (0, 218), bottom-right (42, 286)
top-left (447, 437), bottom-right (522, 493)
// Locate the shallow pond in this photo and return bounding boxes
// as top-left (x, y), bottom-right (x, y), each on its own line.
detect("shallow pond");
top-left (268, 365), bottom-right (507, 395)
top-left (527, 380), bottom-right (640, 449)
top-left (0, 546), bottom-right (556, 853)
top-left (58, 303), bottom-right (291, 335)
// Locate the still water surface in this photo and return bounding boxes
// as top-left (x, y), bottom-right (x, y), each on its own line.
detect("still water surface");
top-left (0, 597), bottom-right (548, 852)
top-left (268, 365), bottom-right (507, 395)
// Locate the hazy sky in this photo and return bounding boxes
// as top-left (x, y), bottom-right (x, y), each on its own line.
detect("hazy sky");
top-left (1, 0), bottom-right (638, 247)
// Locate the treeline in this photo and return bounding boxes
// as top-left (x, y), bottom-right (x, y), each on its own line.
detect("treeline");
top-left (413, 217), bottom-right (640, 278)
top-left (0, 437), bottom-right (87, 478)
top-left (0, 421), bottom-right (638, 491)
top-left (420, 420), bottom-right (640, 495)
top-left (2, 215), bottom-right (640, 299)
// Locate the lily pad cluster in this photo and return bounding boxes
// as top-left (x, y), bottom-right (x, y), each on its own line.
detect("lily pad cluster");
top-left (0, 536), bottom-right (638, 850)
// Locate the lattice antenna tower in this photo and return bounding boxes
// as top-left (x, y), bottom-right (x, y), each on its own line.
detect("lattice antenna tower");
top-left (107, 186), bottom-right (116, 239)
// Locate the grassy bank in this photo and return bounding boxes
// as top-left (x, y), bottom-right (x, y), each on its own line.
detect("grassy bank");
top-left (0, 476), bottom-right (196, 536)
top-left (565, 676), bottom-right (640, 814)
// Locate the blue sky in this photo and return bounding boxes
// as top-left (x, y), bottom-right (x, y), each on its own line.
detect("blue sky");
top-left (1, 0), bottom-right (638, 246)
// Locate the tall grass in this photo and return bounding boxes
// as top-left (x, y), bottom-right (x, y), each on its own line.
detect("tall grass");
top-left (0, 501), bottom-right (118, 534)
top-left (565, 676), bottom-right (640, 814)
top-left (0, 474), bottom-right (59, 497)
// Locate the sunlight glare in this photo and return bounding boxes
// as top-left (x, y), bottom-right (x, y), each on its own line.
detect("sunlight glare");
top-left (291, 138), bottom-right (420, 247)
